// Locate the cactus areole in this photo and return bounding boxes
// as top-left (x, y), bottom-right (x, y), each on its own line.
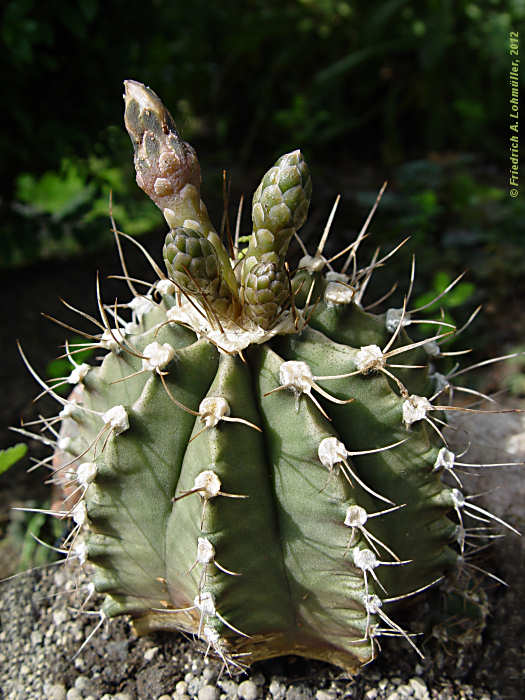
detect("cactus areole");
top-left (25, 80), bottom-right (519, 676)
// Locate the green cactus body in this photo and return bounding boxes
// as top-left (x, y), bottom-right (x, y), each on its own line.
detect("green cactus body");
top-left (20, 81), bottom-right (518, 676)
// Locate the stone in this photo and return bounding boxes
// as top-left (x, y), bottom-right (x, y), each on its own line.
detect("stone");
top-left (46, 684), bottom-right (67, 700)
top-left (198, 686), bottom-right (219, 700)
top-left (238, 680), bottom-right (259, 700)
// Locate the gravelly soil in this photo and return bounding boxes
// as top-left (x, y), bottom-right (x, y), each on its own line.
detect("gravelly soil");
top-left (0, 554), bottom-right (520, 700)
top-left (1, 242), bottom-right (524, 700)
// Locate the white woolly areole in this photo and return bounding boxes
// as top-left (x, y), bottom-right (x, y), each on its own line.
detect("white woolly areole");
top-left (128, 295), bottom-right (154, 321)
top-left (318, 436), bottom-right (347, 469)
top-left (353, 547), bottom-right (379, 571)
top-left (365, 594), bottom-right (382, 614)
top-left (57, 437), bottom-right (72, 452)
top-left (325, 271), bottom-right (349, 283)
top-left (124, 321), bottom-right (140, 335)
top-left (451, 488), bottom-right (466, 508)
top-left (279, 360), bottom-right (313, 394)
top-left (68, 363), bottom-right (90, 384)
top-left (203, 625), bottom-right (220, 645)
top-left (402, 395), bottom-right (432, 426)
top-left (77, 461), bottom-right (97, 486)
top-left (166, 303), bottom-right (301, 354)
top-left (72, 501), bottom-right (87, 527)
top-left (434, 447), bottom-right (455, 472)
top-left (194, 591), bottom-right (216, 616)
top-left (197, 537), bottom-right (215, 564)
top-left (344, 505), bottom-right (368, 528)
top-left (424, 341), bottom-right (441, 358)
top-left (59, 403), bottom-right (76, 420)
top-left (385, 307), bottom-right (411, 333)
top-left (430, 371), bottom-right (449, 393)
top-left (193, 470), bottom-right (221, 499)
top-left (507, 430), bottom-right (525, 455)
top-left (199, 397), bottom-right (230, 428)
top-left (324, 281), bottom-right (354, 306)
top-left (455, 524), bottom-right (466, 546)
top-left (156, 278), bottom-right (176, 296)
top-left (299, 254), bottom-right (325, 273)
top-left (355, 344), bottom-right (385, 373)
top-left (100, 328), bottom-right (126, 352)
top-left (73, 540), bottom-right (88, 565)
top-left (142, 342), bottom-right (175, 372)
top-left (102, 405), bottom-right (129, 435)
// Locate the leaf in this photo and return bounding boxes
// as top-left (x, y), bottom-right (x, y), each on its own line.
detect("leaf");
top-left (0, 443), bottom-right (28, 474)
top-left (16, 159), bottom-right (95, 220)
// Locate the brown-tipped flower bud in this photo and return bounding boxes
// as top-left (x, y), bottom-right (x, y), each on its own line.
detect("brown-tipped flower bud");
top-left (123, 80), bottom-right (201, 210)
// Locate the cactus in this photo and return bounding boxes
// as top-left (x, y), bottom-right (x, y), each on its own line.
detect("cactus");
top-left (16, 80), bottom-right (521, 677)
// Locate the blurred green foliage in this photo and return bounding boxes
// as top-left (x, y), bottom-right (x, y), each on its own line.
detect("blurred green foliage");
top-left (0, 443), bottom-right (28, 475)
top-left (413, 270), bottom-right (476, 338)
top-left (8, 156), bottom-right (160, 264)
top-left (503, 348), bottom-right (525, 396)
top-left (1, 500), bottom-right (66, 573)
top-left (352, 155), bottom-right (525, 314)
top-left (1, 0), bottom-right (524, 279)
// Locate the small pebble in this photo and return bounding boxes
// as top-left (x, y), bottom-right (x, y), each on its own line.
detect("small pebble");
top-left (53, 609), bottom-right (68, 626)
top-left (114, 695), bottom-right (132, 700)
top-left (252, 674), bottom-right (266, 687)
top-left (238, 680), bottom-right (258, 700)
top-left (176, 681), bottom-right (189, 695)
top-left (74, 656), bottom-right (86, 671)
top-left (66, 689), bottom-right (83, 700)
top-left (409, 678), bottom-right (429, 700)
top-left (219, 680), bottom-right (238, 698)
top-left (158, 695), bottom-right (172, 700)
top-left (286, 688), bottom-right (312, 700)
top-left (31, 630), bottom-right (43, 646)
top-left (188, 677), bottom-right (204, 697)
top-left (199, 686), bottom-right (219, 700)
top-left (315, 692), bottom-right (334, 700)
top-left (46, 684), bottom-right (67, 700)
top-left (74, 676), bottom-right (91, 691)
top-left (269, 681), bottom-right (285, 699)
top-left (364, 690), bottom-right (378, 700)
top-left (144, 645), bottom-right (159, 661)
top-left (203, 666), bottom-right (218, 683)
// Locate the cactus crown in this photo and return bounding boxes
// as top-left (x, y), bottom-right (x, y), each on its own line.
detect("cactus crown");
top-left (15, 81), bottom-right (521, 679)
top-left (124, 79), bottom-right (313, 342)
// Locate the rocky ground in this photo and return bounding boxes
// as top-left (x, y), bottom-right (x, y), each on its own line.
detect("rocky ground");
top-left (0, 540), bottom-right (522, 700)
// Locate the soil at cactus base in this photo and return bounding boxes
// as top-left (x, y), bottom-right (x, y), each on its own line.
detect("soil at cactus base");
top-left (1, 238), bottom-right (525, 699)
